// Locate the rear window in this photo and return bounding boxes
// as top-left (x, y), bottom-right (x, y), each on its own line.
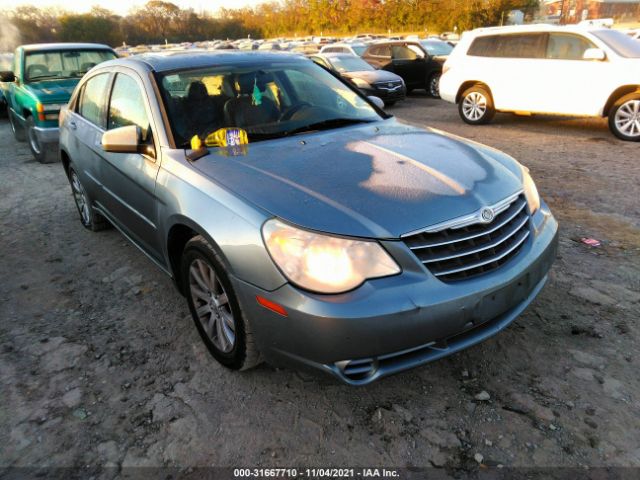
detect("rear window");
top-left (468, 33), bottom-right (546, 59)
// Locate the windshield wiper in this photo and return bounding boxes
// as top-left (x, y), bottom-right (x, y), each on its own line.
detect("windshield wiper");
top-left (284, 117), bottom-right (375, 136)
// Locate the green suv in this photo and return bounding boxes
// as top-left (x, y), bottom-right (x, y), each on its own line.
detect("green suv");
top-left (0, 43), bottom-right (117, 162)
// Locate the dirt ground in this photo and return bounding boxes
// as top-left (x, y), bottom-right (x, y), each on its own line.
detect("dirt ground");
top-left (1, 95), bottom-right (639, 478)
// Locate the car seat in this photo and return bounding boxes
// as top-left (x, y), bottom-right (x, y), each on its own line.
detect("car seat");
top-left (224, 72), bottom-right (280, 128)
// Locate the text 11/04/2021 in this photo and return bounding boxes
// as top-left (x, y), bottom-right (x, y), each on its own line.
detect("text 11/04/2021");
top-left (233, 468), bottom-right (400, 478)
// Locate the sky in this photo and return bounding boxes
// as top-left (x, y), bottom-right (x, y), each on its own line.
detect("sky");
top-left (0, 0), bottom-right (263, 16)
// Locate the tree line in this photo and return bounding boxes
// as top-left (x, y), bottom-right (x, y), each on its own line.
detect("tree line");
top-left (1, 0), bottom-right (540, 49)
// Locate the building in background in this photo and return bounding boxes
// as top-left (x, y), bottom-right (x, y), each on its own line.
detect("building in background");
top-left (543, 0), bottom-right (640, 24)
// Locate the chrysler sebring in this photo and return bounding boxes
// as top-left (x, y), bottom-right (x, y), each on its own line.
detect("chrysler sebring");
top-left (59, 52), bottom-right (558, 385)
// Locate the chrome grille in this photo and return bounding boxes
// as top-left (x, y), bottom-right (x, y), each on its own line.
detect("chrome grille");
top-left (374, 80), bottom-right (403, 91)
top-left (403, 194), bottom-right (531, 282)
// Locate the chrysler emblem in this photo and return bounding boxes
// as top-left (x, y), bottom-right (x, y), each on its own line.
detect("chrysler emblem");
top-left (480, 207), bottom-right (495, 223)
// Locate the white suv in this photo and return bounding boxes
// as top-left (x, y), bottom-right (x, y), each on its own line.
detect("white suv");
top-left (440, 25), bottom-right (640, 141)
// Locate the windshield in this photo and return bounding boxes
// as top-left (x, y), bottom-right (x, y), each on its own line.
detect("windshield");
top-left (352, 46), bottom-right (367, 56)
top-left (420, 41), bottom-right (454, 56)
top-left (329, 56), bottom-right (374, 73)
top-left (25, 50), bottom-right (117, 82)
top-left (157, 61), bottom-right (382, 147)
top-left (591, 29), bottom-right (640, 58)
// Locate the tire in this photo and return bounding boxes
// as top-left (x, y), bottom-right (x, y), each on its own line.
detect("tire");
top-left (26, 116), bottom-right (49, 163)
top-left (458, 85), bottom-right (496, 125)
top-left (428, 73), bottom-right (441, 98)
top-left (67, 166), bottom-right (110, 231)
top-left (608, 92), bottom-right (640, 142)
top-left (9, 109), bottom-right (26, 142)
top-left (181, 235), bottom-right (261, 371)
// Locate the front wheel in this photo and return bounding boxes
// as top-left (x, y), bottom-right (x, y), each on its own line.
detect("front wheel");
top-left (609, 93), bottom-right (640, 142)
top-left (182, 236), bottom-right (261, 371)
top-left (428, 74), bottom-right (441, 98)
top-left (459, 86), bottom-right (496, 125)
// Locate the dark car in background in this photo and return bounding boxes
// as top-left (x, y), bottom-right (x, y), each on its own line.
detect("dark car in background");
top-left (311, 53), bottom-right (406, 105)
top-left (0, 53), bottom-right (14, 116)
top-left (362, 40), bottom-right (451, 97)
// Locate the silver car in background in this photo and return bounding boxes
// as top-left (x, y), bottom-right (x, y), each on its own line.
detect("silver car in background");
top-left (59, 52), bottom-right (558, 385)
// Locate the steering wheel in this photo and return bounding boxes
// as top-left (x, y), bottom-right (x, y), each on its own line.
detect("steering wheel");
top-left (280, 102), bottom-right (312, 121)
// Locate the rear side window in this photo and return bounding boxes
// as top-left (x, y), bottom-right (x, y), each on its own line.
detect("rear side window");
top-left (547, 34), bottom-right (595, 60)
top-left (369, 45), bottom-right (391, 57)
top-left (78, 73), bottom-right (110, 128)
top-left (107, 73), bottom-right (151, 142)
top-left (468, 34), bottom-right (546, 59)
top-left (392, 45), bottom-right (419, 60)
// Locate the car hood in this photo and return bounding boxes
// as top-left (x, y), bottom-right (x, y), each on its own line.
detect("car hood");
top-left (24, 78), bottom-right (79, 103)
top-left (192, 120), bottom-right (524, 239)
top-left (343, 69), bottom-right (403, 84)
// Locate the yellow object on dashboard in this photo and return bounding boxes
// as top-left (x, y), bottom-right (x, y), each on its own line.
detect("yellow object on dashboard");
top-left (205, 128), bottom-right (249, 147)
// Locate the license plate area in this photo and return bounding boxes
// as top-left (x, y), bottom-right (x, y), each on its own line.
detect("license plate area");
top-left (475, 273), bottom-right (531, 324)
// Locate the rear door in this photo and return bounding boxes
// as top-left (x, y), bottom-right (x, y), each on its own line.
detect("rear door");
top-left (467, 33), bottom-right (547, 112)
top-left (391, 44), bottom-right (427, 87)
top-left (67, 72), bottom-right (112, 205)
top-left (97, 69), bottom-right (163, 260)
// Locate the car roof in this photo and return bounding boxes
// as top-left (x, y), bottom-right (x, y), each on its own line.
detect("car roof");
top-left (98, 51), bottom-right (309, 73)
top-left (21, 43), bottom-right (114, 52)
top-left (465, 24), bottom-right (611, 37)
top-left (317, 52), bottom-right (361, 59)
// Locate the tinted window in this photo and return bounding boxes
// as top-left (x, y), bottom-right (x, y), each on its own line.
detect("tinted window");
top-left (392, 45), bottom-right (418, 60)
top-left (547, 34), bottom-right (594, 60)
top-left (420, 40), bottom-right (454, 56)
top-left (468, 34), bottom-right (546, 58)
top-left (78, 73), bottom-right (110, 128)
top-left (108, 73), bottom-right (151, 141)
top-left (369, 45), bottom-right (391, 57)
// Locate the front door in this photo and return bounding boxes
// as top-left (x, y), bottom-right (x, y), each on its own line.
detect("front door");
top-left (97, 70), bottom-right (162, 260)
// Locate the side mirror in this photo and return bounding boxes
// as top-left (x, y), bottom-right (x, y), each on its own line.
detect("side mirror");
top-left (102, 125), bottom-right (154, 157)
top-left (0, 71), bottom-right (16, 82)
top-left (368, 95), bottom-right (385, 110)
top-left (583, 48), bottom-right (606, 61)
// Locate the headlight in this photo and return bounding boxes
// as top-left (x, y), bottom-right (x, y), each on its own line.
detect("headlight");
top-left (521, 166), bottom-right (540, 215)
top-left (351, 77), bottom-right (370, 89)
top-left (262, 219), bottom-right (400, 294)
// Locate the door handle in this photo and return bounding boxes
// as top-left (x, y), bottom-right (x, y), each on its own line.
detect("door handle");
top-left (69, 121), bottom-right (77, 130)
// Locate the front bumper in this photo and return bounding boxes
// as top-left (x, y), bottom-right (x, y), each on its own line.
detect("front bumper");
top-left (233, 204), bottom-right (558, 385)
top-left (33, 126), bottom-right (60, 146)
top-left (361, 86), bottom-right (406, 104)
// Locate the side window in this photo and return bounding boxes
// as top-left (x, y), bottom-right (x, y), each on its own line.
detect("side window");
top-left (468, 36), bottom-right (497, 57)
top-left (107, 73), bottom-right (151, 142)
top-left (370, 45), bottom-right (391, 57)
top-left (408, 44), bottom-right (426, 58)
top-left (494, 34), bottom-right (546, 58)
top-left (78, 73), bottom-right (110, 128)
top-left (392, 45), bottom-right (418, 60)
top-left (547, 34), bottom-right (595, 60)
top-left (468, 34), bottom-right (545, 59)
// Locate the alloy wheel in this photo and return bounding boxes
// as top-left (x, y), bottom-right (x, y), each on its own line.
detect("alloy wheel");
top-left (70, 171), bottom-right (91, 225)
top-left (462, 92), bottom-right (487, 121)
top-left (188, 258), bottom-right (236, 353)
top-left (614, 100), bottom-right (640, 138)
top-left (429, 75), bottom-right (440, 98)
